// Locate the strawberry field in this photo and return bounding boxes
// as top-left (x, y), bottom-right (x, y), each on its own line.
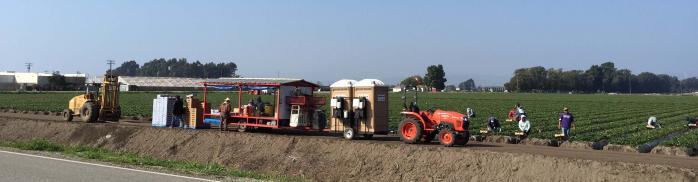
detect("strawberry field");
top-left (1, 91), bottom-right (697, 148)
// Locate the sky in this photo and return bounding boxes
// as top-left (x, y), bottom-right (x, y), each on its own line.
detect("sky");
top-left (0, 0), bottom-right (696, 86)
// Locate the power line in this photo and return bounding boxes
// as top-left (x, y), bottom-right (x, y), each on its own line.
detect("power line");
top-left (25, 63), bottom-right (33, 72)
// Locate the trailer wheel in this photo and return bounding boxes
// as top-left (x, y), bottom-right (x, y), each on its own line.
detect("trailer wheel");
top-left (237, 124), bottom-right (248, 132)
top-left (399, 118), bottom-right (423, 144)
top-left (343, 128), bottom-right (355, 140)
top-left (438, 129), bottom-right (456, 147)
top-left (62, 109), bottom-right (73, 122)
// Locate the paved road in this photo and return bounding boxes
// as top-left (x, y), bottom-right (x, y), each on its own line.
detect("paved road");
top-left (0, 150), bottom-right (217, 182)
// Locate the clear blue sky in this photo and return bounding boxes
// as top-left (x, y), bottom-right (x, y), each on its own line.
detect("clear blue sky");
top-left (1, 0), bottom-right (696, 86)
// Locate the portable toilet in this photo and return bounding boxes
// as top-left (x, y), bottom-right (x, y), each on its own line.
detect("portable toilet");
top-left (353, 79), bottom-right (390, 137)
top-left (329, 79), bottom-right (356, 138)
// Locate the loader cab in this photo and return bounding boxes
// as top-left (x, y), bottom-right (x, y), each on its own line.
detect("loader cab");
top-left (84, 83), bottom-right (100, 101)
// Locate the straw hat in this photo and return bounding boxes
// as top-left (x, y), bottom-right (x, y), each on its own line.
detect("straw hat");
top-left (224, 98), bottom-right (230, 101)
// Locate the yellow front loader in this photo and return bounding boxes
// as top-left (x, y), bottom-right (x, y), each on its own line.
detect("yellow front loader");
top-left (62, 74), bottom-right (120, 122)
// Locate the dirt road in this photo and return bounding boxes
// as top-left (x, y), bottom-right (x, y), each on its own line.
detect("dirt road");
top-left (0, 112), bottom-right (696, 181)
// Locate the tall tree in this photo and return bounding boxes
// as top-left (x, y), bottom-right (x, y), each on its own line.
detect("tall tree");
top-left (681, 77), bottom-right (698, 92)
top-left (599, 62), bottom-right (617, 92)
top-left (424, 64), bottom-right (447, 90)
top-left (458, 79), bottom-right (476, 91)
top-left (112, 60), bottom-right (140, 76)
top-left (400, 75), bottom-right (424, 88)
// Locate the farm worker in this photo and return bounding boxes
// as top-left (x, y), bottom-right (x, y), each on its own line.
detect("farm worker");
top-left (256, 96), bottom-right (265, 116)
top-left (466, 108), bottom-right (476, 118)
top-left (558, 107), bottom-right (575, 138)
top-left (518, 115), bottom-right (531, 135)
top-left (245, 99), bottom-right (255, 116)
top-left (219, 98), bottom-right (231, 124)
top-left (647, 116), bottom-right (661, 129)
top-left (487, 115), bottom-right (501, 133)
top-left (172, 96), bottom-right (186, 128)
top-left (687, 116), bottom-right (698, 125)
top-left (516, 106), bottom-right (526, 120)
top-left (507, 109), bottom-right (517, 121)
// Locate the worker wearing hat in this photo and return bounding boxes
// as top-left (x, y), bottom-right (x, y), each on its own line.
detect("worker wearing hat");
top-left (518, 115), bottom-right (531, 135)
top-left (558, 107), bottom-right (575, 139)
top-left (219, 98), bottom-right (231, 130)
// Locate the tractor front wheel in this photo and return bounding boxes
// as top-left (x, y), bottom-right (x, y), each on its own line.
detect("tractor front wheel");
top-left (455, 131), bottom-right (469, 146)
top-left (62, 109), bottom-right (73, 122)
top-left (438, 129), bottom-right (456, 147)
top-left (399, 118), bottom-right (423, 144)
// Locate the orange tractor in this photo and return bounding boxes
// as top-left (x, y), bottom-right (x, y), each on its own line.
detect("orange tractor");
top-left (398, 90), bottom-right (470, 147)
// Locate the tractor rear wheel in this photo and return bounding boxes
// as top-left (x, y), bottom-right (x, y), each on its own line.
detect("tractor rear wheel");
top-left (399, 118), bottom-right (423, 144)
top-left (62, 109), bottom-right (73, 122)
top-left (80, 103), bottom-right (99, 123)
top-left (438, 129), bottom-right (457, 147)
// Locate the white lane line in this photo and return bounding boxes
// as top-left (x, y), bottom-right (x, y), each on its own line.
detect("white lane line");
top-left (0, 150), bottom-right (219, 182)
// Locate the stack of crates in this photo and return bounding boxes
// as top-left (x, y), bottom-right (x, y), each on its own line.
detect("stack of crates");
top-left (186, 96), bottom-right (210, 129)
top-left (152, 95), bottom-right (176, 127)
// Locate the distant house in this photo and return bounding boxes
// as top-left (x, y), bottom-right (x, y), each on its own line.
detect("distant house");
top-left (392, 86), bottom-right (403, 93)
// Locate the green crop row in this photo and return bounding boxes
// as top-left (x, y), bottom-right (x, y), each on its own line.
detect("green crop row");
top-left (1, 92), bottom-right (698, 148)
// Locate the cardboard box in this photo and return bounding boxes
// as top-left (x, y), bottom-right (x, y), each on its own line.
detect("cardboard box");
top-left (187, 108), bottom-right (209, 129)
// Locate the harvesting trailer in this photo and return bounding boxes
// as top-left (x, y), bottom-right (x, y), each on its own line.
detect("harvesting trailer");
top-left (201, 78), bottom-right (326, 132)
top-left (398, 90), bottom-right (470, 147)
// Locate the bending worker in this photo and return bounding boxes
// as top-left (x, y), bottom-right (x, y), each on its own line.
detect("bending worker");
top-left (647, 116), bottom-right (661, 129)
top-left (487, 114), bottom-right (501, 133)
top-left (558, 107), bottom-right (575, 139)
top-left (518, 115), bottom-right (531, 135)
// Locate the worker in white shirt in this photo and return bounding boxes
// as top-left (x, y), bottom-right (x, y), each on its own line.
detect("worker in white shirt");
top-left (647, 116), bottom-right (661, 129)
top-left (518, 115), bottom-right (531, 135)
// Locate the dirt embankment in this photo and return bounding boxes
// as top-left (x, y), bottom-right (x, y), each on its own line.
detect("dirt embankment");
top-left (0, 118), bottom-right (696, 182)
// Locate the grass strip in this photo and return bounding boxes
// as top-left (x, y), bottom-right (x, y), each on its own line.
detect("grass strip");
top-left (0, 139), bottom-right (308, 182)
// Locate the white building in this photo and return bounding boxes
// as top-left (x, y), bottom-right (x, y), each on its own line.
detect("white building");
top-left (0, 72), bottom-right (86, 91)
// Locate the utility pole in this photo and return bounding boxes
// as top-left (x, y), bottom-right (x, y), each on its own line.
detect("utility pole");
top-left (107, 60), bottom-right (115, 75)
top-left (25, 63), bottom-right (33, 72)
top-left (629, 74), bottom-right (632, 95)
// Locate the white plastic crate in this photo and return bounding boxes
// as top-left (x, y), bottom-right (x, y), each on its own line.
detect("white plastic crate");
top-left (152, 95), bottom-right (177, 127)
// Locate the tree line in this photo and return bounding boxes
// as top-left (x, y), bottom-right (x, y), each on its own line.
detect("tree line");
top-left (399, 64), bottom-right (479, 92)
top-left (504, 62), bottom-right (698, 93)
top-left (111, 58), bottom-right (238, 78)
